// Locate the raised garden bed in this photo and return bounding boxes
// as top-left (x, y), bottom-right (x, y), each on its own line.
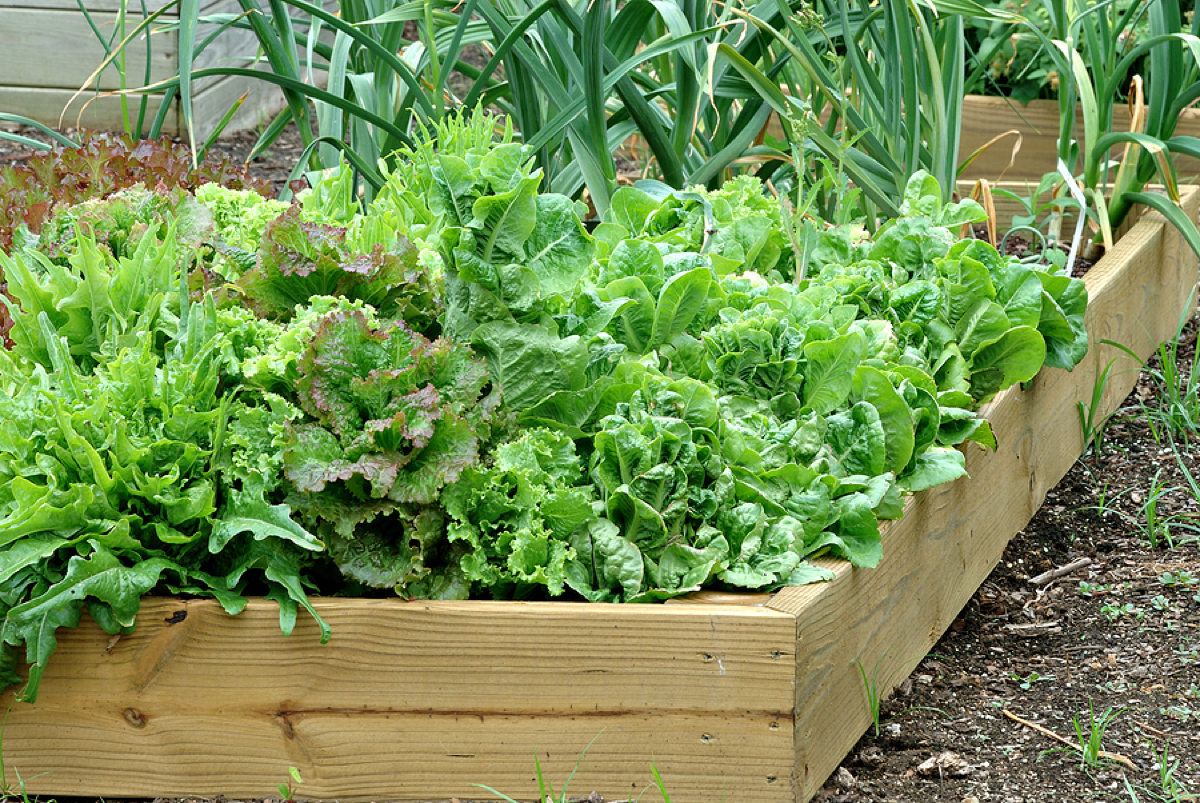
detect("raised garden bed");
top-left (0, 0), bottom-right (294, 142)
top-left (1, 187), bottom-right (1197, 803)
top-left (958, 95), bottom-right (1200, 182)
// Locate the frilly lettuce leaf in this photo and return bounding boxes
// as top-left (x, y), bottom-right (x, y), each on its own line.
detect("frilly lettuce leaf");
top-left (195, 184), bottom-right (289, 243)
top-left (238, 205), bottom-right (442, 331)
top-left (444, 429), bottom-right (592, 597)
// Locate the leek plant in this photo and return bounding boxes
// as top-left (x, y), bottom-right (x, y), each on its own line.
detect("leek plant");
top-left (1013, 0), bottom-right (1200, 259)
top-left (112, 0), bottom-right (812, 213)
top-left (727, 0), bottom-right (1013, 224)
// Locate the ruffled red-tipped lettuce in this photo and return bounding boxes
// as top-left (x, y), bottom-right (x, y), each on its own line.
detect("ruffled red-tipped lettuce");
top-left (280, 308), bottom-right (495, 595)
top-left (238, 206), bottom-right (442, 333)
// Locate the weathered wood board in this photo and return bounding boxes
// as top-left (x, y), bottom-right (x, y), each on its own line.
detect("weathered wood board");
top-left (1, 188), bottom-right (1196, 803)
top-left (0, 0), bottom-right (298, 141)
top-left (959, 95), bottom-right (1200, 182)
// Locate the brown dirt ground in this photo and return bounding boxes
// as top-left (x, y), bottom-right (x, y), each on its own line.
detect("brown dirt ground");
top-left (0, 124), bottom-right (1198, 803)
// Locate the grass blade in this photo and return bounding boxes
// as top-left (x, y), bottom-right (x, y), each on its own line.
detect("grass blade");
top-left (0, 115), bottom-right (79, 149)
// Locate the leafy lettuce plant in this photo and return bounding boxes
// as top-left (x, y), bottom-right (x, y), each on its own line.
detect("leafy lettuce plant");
top-left (236, 206), bottom-right (444, 334)
top-left (443, 429), bottom-right (594, 598)
top-left (0, 132), bottom-right (269, 255)
top-left (267, 305), bottom-right (496, 598)
top-left (0, 236), bottom-right (326, 703)
top-left (0, 133), bottom-right (270, 346)
top-left (34, 186), bottom-right (215, 266)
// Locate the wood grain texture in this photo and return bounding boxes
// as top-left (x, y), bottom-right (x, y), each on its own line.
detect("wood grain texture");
top-left (0, 6), bottom-right (264, 92)
top-left (3, 597), bottom-right (798, 802)
top-left (959, 95), bottom-right (1200, 182)
top-left (0, 0), bottom-right (305, 139)
top-left (769, 184), bottom-right (1200, 801)
top-left (0, 75), bottom-right (285, 143)
top-left (0, 86), bottom-right (177, 134)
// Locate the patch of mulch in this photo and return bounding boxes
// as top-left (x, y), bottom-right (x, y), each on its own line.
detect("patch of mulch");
top-left (2, 121), bottom-right (1198, 803)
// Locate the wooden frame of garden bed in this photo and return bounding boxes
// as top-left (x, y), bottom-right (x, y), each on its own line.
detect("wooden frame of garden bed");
top-left (0, 0), bottom-right (326, 142)
top-left (958, 95), bottom-right (1200, 182)
top-left (2, 187), bottom-right (1197, 803)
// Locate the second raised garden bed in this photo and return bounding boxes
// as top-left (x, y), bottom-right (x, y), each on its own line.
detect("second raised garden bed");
top-left (1, 187), bottom-right (1197, 803)
top-left (958, 95), bottom-right (1200, 182)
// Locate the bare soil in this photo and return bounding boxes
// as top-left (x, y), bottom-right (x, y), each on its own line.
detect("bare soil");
top-left (1, 124), bottom-right (1198, 803)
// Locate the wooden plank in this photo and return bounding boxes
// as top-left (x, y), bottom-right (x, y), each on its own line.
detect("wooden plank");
top-left (0, 73), bottom-right (286, 143)
top-left (6, 709), bottom-right (794, 802)
top-left (762, 94), bottom-right (1200, 183)
top-left (0, 0), bottom-right (228, 11)
top-left (667, 590), bottom-right (773, 606)
top-left (0, 0), bottom-right (312, 139)
top-left (3, 597), bottom-right (798, 803)
top-left (0, 8), bottom-right (174, 91)
top-left (771, 184), bottom-right (1200, 801)
top-left (959, 95), bottom-right (1200, 182)
top-left (0, 6), bottom-right (268, 93)
top-left (0, 85), bottom-right (177, 134)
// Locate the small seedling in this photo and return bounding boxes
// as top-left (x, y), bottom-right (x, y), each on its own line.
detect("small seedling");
top-left (1149, 740), bottom-right (1193, 802)
top-left (648, 763), bottom-right (672, 803)
top-left (1078, 356), bottom-right (1117, 457)
top-left (1151, 594), bottom-right (1172, 612)
top-left (1137, 471), bottom-right (1182, 549)
top-left (1101, 602), bottom-right (1142, 622)
top-left (1072, 702), bottom-right (1127, 768)
top-left (853, 650), bottom-right (899, 738)
top-left (476, 732), bottom-right (604, 803)
top-left (277, 766), bottom-right (303, 803)
top-left (1160, 570), bottom-right (1199, 588)
top-left (1009, 671), bottom-right (1054, 691)
top-left (1078, 581), bottom-right (1113, 596)
top-left (1161, 705), bottom-right (1196, 723)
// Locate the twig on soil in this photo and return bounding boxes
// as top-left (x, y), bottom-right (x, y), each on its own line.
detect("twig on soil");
top-left (1002, 709), bottom-right (1138, 770)
top-left (1134, 719), bottom-right (1200, 742)
top-left (1133, 719), bottom-right (1172, 738)
top-left (1028, 558), bottom-right (1094, 585)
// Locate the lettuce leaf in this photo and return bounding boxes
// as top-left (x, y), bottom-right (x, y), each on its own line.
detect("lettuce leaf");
top-left (239, 206), bottom-right (442, 332)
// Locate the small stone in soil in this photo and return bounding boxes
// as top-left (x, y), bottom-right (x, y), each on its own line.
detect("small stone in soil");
top-left (916, 751), bottom-right (974, 777)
